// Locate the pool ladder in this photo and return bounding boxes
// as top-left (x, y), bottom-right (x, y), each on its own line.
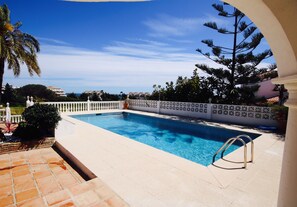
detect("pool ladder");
top-left (212, 135), bottom-right (254, 169)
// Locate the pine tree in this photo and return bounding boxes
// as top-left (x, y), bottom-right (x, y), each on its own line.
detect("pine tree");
top-left (196, 3), bottom-right (273, 104)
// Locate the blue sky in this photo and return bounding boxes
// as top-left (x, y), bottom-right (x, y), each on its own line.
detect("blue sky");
top-left (4, 0), bottom-right (274, 94)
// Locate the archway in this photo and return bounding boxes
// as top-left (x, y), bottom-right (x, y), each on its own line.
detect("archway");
top-left (223, 0), bottom-right (297, 206)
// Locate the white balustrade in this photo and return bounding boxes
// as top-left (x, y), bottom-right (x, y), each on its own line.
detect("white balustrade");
top-left (41, 100), bottom-right (278, 127)
top-left (41, 101), bottom-right (122, 112)
top-left (0, 115), bottom-right (23, 123)
top-left (11, 115), bottom-right (23, 123)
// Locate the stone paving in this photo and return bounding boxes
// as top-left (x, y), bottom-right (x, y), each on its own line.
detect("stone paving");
top-left (57, 110), bottom-right (284, 207)
top-left (0, 148), bottom-right (129, 207)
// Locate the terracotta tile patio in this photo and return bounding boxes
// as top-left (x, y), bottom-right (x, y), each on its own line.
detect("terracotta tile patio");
top-left (0, 148), bottom-right (129, 207)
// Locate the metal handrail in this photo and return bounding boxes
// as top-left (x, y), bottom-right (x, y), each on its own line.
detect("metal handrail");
top-left (221, 135), bottom-right (254, 163)
top-left (236, 134), bottom-right (254, 162)
top-left (212, 135), bottom-right (253, 169)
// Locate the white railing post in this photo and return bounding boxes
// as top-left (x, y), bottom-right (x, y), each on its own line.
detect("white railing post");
top-left (26, 96), bottom-right (30, 108)
top-left (207, 103), bottom-right (212, 120)
top-left (87, 96), bottom-right (91, 111)
top-left (29, 96), bottom-right (34, 107)
top-left (157, 101), bottom-right (161, 114)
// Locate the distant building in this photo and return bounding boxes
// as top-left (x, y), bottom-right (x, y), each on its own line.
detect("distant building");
top-left (248, 69), bottom-right (288, 104)
top-left (47, 86), bottom-right (67, 97)
top-left (84, 90), bottom-right (103, 96)
top-left (83, 90), bottom-right (103, 101)
top-left (255, 79), bottom-right (280, 99)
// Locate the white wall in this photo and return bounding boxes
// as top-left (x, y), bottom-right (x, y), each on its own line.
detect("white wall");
top-left (129, 100), bottom-right (278, 127)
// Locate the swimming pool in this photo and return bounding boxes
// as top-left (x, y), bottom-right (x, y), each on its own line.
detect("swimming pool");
top-left (72, 112), bottom-right (260, 166)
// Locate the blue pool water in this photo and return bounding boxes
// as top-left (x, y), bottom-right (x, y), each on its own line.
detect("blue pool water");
top-left (72, 112), bottom-right (260, 166)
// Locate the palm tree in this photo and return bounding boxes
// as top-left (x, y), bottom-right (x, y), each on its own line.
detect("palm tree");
top-left (0, 4), bottom-right (41, 103)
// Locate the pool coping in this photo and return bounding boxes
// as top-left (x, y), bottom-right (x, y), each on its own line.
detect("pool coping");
top-left (56, 109), bottom-right (284, 206)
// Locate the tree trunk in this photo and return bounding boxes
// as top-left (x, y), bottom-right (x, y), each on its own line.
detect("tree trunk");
top-left (230, 10), bottom-right (238, 95)
top-left (0, 58), bottom-right (5, 104)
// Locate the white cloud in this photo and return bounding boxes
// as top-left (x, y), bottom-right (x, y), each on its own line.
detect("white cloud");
top-left (103, 40), bottom-right (184, 60)
top-left (36, 37), bottom-right (71, 46)
top-left (143, 14), bottom-right (230, 38)
top-left (144, 14), bottom-right (204, 38)
top-left (4, 41), bottom-right (218, 93)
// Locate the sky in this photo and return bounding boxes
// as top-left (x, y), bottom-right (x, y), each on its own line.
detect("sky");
top-left (4, 0), bottom-right (274, 94)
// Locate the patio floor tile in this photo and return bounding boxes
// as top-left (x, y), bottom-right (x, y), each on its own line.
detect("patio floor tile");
top-left (0, 186), bottom-right (13, 199)
top-left (56, 171), bottom-right (79, 188)
top-left (11, 165), bottom-right (29, 173)
top-left (69, 182), bottom-right (94, 196)
top-left (36, 176), bottom-right (62, 195)
top-left (0, 148), bottom-right (129, 207)
top-left (30, 164), bottom-right (48, 173)
top-left (51, 199), bottom-right (76, 207)
top-left (33, 170), bottom-right (52, 179)
top-left (16, 188), bottom-right (39, 203)
top-left (0, 195), bottom-right (14, 207)
top-left (0, 169), bottom-right (10, 176)
top-left (17, 197), bottom-right (47, 207)
top-left (105, 196), bottom-right (129, 207)
top-left (94, 186), bottom-right (115, 200)
top-left (12, 159), bottom-right (26, 166)
top-left (49, 162), bottom-right (67, 173)
top-left (0, 176), bottom-right (12, 188)
top-left (14, 175), bottom-right (35, 193)
top-left (44, 189), bottom-right (71, 206)
top-left (73, 190), bottom-right (102, 206)
top-left (12, 168), bottom-right (31, 177)
top-left (90, 202), bottom-right (109, 207)
top-left (0, 154), bottom-right (10, 161)
top-left (0, 160), bottom-right (10, 169)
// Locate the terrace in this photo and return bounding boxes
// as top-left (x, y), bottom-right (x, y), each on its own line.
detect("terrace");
top-left (0, 0), bottom-right (296, 206)
top-left (65, 110), bottom-right (283, 206)
top-left (2, 99), bottom-right (281, 206)
top-left (0, 99), bottom-right (284, 206)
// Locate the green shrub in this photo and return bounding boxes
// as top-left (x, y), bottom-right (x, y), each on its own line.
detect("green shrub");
top-left (272, 105), bottom-right (288, 133)
top-left (13, 104), bottom-right (61, 140)
top-left (13, 122), bottom-right (43, 140)
top-left (22, 104), bottom-right (61, 130)
top-left (272, 105), bottom-right (288, 121)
